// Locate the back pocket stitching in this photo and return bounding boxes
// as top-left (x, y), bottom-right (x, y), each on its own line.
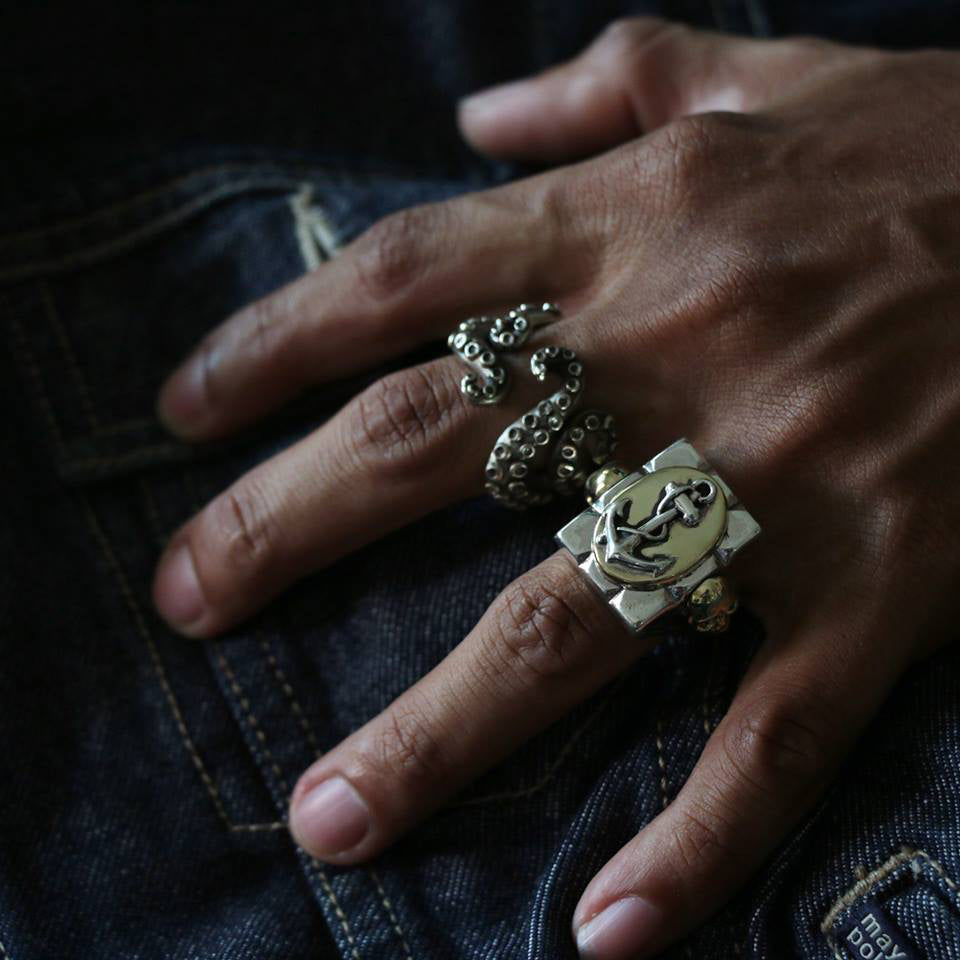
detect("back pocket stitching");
top-left (208, 634), bottom-right (367, 959)
top-left (10, 181), bottom-right (344, 473)
top-left (7, 289), bottom-right (185, 475)
top-left (820, 845), bottom-right (960, 959)
top-left (0, 174), bottom-right (308, 285)
top-left (81, 488), bottom-right (284, 834)
top-left (39, 279), bottom-right (157, 438)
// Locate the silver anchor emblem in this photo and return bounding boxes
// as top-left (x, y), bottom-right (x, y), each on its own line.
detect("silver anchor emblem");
top-left (596, 478), bottom-right (718, 578)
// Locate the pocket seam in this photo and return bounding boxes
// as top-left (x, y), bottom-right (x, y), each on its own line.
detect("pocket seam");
top-left (5, 180), bottom-right (345, 483)
top-left (81, 489), bottom-right (286, 835)
top-left (820, 845), bottom-right (960, 959)
top-left (0, 174), bottom-right (312, 285)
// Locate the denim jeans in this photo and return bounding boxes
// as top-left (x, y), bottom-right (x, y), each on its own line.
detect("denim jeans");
top-left (3, 2), bottom-right (960, 958)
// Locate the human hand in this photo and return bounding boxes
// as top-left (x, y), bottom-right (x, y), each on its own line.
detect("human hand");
top-left (152, 20), bottom-right (960, 957)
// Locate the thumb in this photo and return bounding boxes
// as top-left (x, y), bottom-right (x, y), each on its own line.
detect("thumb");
top-left (458, 18), bottom-right (846, 163)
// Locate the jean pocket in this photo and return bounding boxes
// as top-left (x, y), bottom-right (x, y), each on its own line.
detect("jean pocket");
top-left (2, 162), bottom-right (471, 487)
top-left (2, 165), bottom-right (353, 486)
top-left (821, 847), bottom-right (960, 960)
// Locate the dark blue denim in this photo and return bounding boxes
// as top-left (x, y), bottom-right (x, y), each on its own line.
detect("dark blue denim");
top-left (3, 2), bottom-right (960, 958)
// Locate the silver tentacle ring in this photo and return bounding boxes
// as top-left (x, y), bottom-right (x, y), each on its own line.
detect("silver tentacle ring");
top-left (447, 302), bottom-right (561, 405)
top-left (448, 303), bottom-right (618, 510)
top-left (483, 347), bottom-right (617, 509)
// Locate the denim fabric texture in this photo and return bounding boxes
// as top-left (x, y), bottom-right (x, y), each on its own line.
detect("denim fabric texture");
top-left (3, 2), bottom-right (960, 958)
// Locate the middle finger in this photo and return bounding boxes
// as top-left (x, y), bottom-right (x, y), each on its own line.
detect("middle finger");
top-left (152, 321), bottom-right (635, 638)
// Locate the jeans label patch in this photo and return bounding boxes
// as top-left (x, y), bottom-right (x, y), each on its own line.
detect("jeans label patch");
top-left (840, 897), bottom-right (922, 960)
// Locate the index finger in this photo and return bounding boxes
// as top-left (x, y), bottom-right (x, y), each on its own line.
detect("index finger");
top-left (287, 550), bottom-right (655, 863)
top-left (157, 173), bottom-right (596, 441)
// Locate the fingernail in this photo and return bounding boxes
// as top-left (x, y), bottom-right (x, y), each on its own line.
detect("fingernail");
top-left (153, 543), bottom-right (206, 634)
top-left (575, 896), bottom-right (664, 959)
top-left (291, 776), bottom-right (370, 859)
top-left (157, 349), bottom-right (210, 438)
top-left (459, 80), bottom-right (532, 120)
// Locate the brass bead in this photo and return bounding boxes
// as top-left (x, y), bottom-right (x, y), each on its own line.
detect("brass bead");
top-left (585, 464), bottom-right (628, 505)
top-left (685, 576), bottom-right (739, 633)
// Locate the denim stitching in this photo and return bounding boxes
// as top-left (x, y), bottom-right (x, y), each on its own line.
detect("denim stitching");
top-left (369, 870), bottom-right (415, 960)
top-left (259, 634), bottom-right (322, 759)
top-left (206, 628), bottom-right (366, 957)
top-left (0, 936), bottom-right (10, 958)
top-left (13, 180), bottom-right (339, 462)
top-left (0, 177), bottom-right (307, 284)
top-left (169, 481), bottom-right (368, 960)
top-left (9, 181), bottom-right (343, 464)
top-left (213, 640), bottom-right (291, 797)
top-left (258, 631), bottom-right (418, 954)
top-left (253, 633), bottom-right (416, 957)
top-left (289, 184), bottom-right (341, 270)
top-left (701, 637), bottom-right (721, 737)
top-left (820, 846), bottom-right (960, 958)
top-left (14, 296), bottom-right (183, 481)
top-left (9, 300), bottom-right (180, 468)
top-left (654, 714), bottom-right (670, 810)
top-left (41, 283), bottom-right (161, 441)
top-left (138, 475), bottom-right (289, 833)
top-left (91, 417), bottom-right (160, 437)
top-left (8, 300), bottom-right (66, 451)
top-left (0, 160), bottom-right (462, 247)
top-left (82, 493), bottom-right (285, 833)
top-left (309, 860), bottom-right (363, 960)
top-left (41, 281), bottom-right (99, 432)
top-left (1, 165), bottom-right (278, 243)
top-left (59, 446), bottom-right (191, 473)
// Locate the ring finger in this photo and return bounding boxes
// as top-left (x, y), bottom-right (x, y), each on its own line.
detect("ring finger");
top-left (288, 548), bottom-right (668, 863)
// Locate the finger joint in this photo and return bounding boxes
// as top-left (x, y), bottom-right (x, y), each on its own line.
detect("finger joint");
top-left (488, 567), bottom-right (597, 687)
top-left (353, 205), bottom-right (442, 304)
top-left (351, 367), bottom-right (460, 478)
top-left (720, 692), bottom-right (833, 800)
top-left (211, 480), bottom-right (283, 577)
top-left (370, 698), bottom-right (448, 790)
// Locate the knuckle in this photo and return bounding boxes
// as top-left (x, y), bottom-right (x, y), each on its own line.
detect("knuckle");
top-left (594, 18), bottom-right (688, 121)
top-left (208, 479), bottom-right (282, 576)
top-left (369, 700), bottom-right (447, 788)
top-left (487, 568), bottom-right (594, 686)
top-left (597, 16), bottom-right (678, 62)
top-left (646, 112), bottom-right (752, 203)
top-left (350, 366), bottom-right (461, 477)
top-left (719, 692), bottom-right (832, 798)
top-left (659, 113), bottom-right (725, 185)
top-left (352, 205), bottom-right (443, 304)
top-left (671, 800), bottom-right (735, 872)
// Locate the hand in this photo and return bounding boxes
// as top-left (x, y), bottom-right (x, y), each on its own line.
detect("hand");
top-left (152, 20), bottom-right (960, 958)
